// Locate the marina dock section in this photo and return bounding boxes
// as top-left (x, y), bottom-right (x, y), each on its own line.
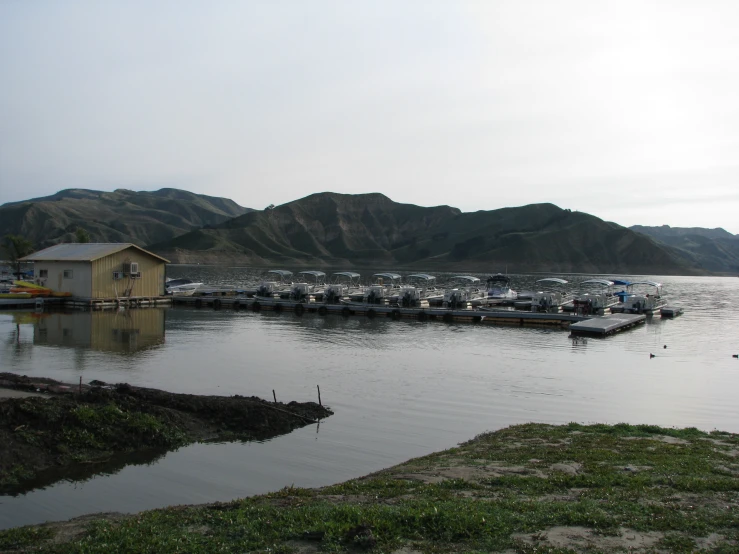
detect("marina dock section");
top-left (171, 295), bottom-right (650, 336)
top-left (569, 313), bottom-right (647, 337)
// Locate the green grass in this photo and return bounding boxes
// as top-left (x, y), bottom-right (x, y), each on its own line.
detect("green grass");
top-left (3, 423), bottom-right (739, 553)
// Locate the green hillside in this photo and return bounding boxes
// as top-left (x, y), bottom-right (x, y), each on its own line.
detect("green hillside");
top-left (152, 192), bottom-right (698, 274)
top-left (0, 188), bottom-right (251, 251)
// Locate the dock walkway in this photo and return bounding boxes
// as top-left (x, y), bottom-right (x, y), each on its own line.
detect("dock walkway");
top-left (569, 313), bottom-right (646, 336)
top-left (172, 296), bottom-right (649, 336)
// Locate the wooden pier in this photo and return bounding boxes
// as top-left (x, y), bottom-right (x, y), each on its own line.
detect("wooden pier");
top-left (569, 313), bottom-right (646, 337)
top-left (0, 296), bottom-right (172, 311)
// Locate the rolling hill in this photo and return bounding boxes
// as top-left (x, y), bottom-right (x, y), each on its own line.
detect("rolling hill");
top-left (151, 192), bottom-right (699, 274)
top-left (630, 225), bottom-right (739, 274)
top-left (0, 188), bottom-right (251, 250)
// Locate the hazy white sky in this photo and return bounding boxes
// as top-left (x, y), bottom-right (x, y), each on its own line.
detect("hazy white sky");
top-left (1, 1), bottom-right (738, 232)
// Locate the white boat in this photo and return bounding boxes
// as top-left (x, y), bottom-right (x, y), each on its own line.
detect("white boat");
top-left (341, 273), bottom-right (402, 306)
top-left (566, 279), bottom-right (620, 315)
top-left (443, 276), bottom-right (487, 308)
top-left (528, 278), bottom-right (570, 312)
top-left (165, 278), bottom-right (203, 295)
top-left (255, 270), bottom-right (293, 298)
top-left (619, 281), bottom-right (666, 314)
top-left (323, 272), bottom-right (364, 304)
top-left (486, 274), bottom-right (518, 303)
top-left (391, 274), bottom-right (439, 307)
top-left (289, 270), bottom-right (327, 301)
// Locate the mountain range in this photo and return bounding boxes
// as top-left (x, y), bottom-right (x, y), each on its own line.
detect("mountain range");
top-left (0, 188), bottom-right (250, 250)
top-left (2, 188), bottom-right (732, 274)
top-left (151, 192), bottom-right (698, 274)
top-left (630, 225), bottom-right (739, 274)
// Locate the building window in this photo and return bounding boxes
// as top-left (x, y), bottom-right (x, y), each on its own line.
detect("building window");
top-left (63, 270), bottom-right (74, 279)
top-left (38, 269), bottom-right (48, 278)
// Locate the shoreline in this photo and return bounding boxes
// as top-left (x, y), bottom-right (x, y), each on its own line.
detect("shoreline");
top-left (2, 422), bottom-right (738, 552)
top-left (0, 373), bottom-right (332, 495)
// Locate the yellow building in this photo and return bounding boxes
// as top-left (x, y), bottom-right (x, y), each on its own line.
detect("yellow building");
top-left (21, 243), bottom-right (169, 299)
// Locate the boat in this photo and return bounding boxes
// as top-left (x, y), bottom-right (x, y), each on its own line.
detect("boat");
top-left (619, 281), bottom-right (666, 314)
top-left (345, 273), bottom-right (401, 304)
top-left (527, 278), bottom-right (570, 312)
top-left (323, 272), bottom-right (363, 304)
top-left (255, 270), bottom-right (293, 298)
top-left (566, 279), bottom-right (619, 315)
top-left (486, 274), bottom-right (518, 303)
top-left (390, 274), bottom-right (440, 307)
top-left (289, 271), bottom-right (327, 302)
top-left (165, 278), bottom-right (203, 296)
top-left (442, 276), bottom-right (487, 309)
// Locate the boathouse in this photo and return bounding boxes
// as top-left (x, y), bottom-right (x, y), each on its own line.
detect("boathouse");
top-left (21, 243), bottom-right (169, 299)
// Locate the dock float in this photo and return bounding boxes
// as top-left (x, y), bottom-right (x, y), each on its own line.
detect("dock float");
top-left (173, 296), bottom-right (592, 329)
top-left (569, 313), bottom-right (646, 337)
top-left (660, 306), bottom-right (684, 318)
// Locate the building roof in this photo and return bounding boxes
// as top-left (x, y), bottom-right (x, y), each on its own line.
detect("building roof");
top-left (21, 243), bottom-right (170, 263)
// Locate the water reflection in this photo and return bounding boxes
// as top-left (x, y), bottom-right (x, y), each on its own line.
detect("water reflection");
top-left (1, 274), bottom-right (739, 529)
top-left (33, 310), bottom-right (166, 354)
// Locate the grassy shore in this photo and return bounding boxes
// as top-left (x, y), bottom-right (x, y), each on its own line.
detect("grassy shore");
top-left (2, 423), bottom-right (738, 553)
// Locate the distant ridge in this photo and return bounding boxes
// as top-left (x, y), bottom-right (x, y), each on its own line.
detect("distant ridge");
top-left (151, 191), bottom-right (699, 274)
top-left (631, 225), bottom-right (739, 274)
top-left (0, 188), bottom-right (251, 250)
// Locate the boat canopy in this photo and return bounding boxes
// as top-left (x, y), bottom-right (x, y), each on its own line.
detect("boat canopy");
top-left (610, 279), bottom-right (632, 286)
top-left (407, 273), bottom-right (436, 281)
top-left (535, 278), bottom-right (568, 285)
top-left (630, 280), bottom-right (662, 288)
top-left (332, 271), bottom-right (361, 279)
top-left (451, 275), bottom-right (481, 283)
top-left (298, 270), bottom-right (326, 279)
top-left (373, 273), bottom-right (402, 280)
top-left (267, 269), bottom-right (293, 278)
top-left (580, 279), bottom-right (614, 287)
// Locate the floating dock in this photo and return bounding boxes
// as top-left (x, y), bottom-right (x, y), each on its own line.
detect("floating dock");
top-left (170, 295), bottom-right (655, 335)
top-left (660, 306), bottom-right (684, 318)
top-left (569, 313), bottom-right (646, 337)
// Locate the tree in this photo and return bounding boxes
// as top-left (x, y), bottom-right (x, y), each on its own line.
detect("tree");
top-left (2, 235), bottom-right (34, 279)
top-left (75, 227), bottom-right (91, 243)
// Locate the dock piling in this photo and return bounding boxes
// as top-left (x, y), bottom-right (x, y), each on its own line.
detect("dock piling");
top-left (273, 389), bottom-right (277, 403)
top-left (317, 384), bottom-right (322, 407)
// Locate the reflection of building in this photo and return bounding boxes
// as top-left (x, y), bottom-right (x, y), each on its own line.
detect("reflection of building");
top-left (34, 310), bottom-right (166, 353)
top-left (21, 243), bottom-right (169, 299)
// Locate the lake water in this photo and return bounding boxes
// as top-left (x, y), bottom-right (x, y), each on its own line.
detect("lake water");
top-left (1, 269), bottom-right (738, 529)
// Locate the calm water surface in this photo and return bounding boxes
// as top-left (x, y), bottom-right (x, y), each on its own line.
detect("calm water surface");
top-left (1, 269), bottom-right (738, 529)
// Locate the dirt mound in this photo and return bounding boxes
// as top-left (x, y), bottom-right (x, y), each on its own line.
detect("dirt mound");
top-left (0, 374), bottom-right (332, 494)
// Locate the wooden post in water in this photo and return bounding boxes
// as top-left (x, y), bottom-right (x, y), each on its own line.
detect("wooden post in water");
top-left (317, 384), bottom-right (322, 407)
top-left (79, 376), bottom-right (82, 394)
top-left (273, 389), bottom-right (277, 403)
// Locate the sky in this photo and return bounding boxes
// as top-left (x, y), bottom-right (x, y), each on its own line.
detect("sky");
top-left (1, 1), bottom-right (738, 233)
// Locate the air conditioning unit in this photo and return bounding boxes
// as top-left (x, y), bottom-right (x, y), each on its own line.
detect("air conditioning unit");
top-left (121, 261), bottom-right (140, 275)
top-left (113, 271), bottom-right (124, 280)
top-left (130, 272), bottom-right (141, 279)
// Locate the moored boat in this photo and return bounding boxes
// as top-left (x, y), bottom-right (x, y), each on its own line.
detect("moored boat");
top-left (528, 278), bottom-right (570, 312)
top-left (486, 274), bottom-right (518, 303)
top-left (619, 281), bottom-right (666, 314)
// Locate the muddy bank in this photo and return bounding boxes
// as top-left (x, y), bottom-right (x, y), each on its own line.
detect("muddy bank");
top-left (0, 373), bottom-right (332, 494)
top-left (3, 422), bottom-right (738, 553)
